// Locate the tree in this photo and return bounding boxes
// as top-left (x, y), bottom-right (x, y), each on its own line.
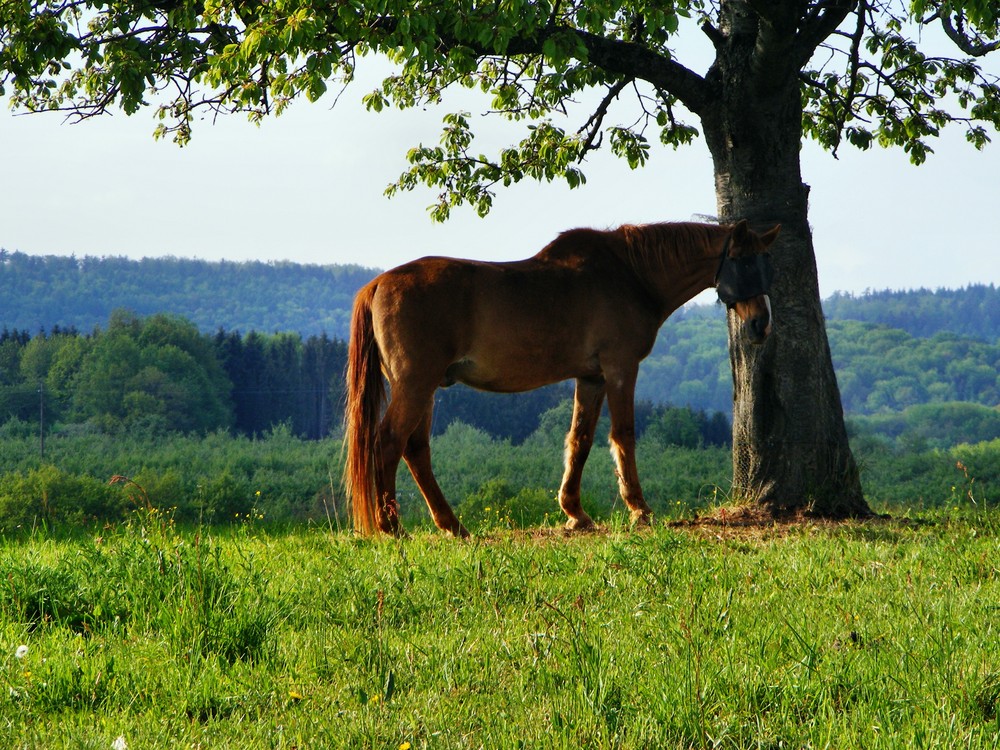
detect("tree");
top-left (301, 333), bottom-right (348, 440)
top-left (72, 311), bottom-right (233, 433)
top-left (213, 329), bottom-right (348, 438)
top-left (4, 1), bottom-right (998, 516)
top-left (219, 329), bottom-right (269, 435)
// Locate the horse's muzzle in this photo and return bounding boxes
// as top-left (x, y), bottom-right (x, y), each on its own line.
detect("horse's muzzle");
top-left (743, 295), bottom-right (773, 344)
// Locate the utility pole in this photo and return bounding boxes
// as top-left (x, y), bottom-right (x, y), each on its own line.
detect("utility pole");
top-left (38, 381), bottom-right (45, 459)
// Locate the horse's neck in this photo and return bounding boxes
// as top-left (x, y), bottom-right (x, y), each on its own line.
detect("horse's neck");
top-left (534, 228), bottom-right (607, 264)
top-left (615, 223), bottom-right (727, 316)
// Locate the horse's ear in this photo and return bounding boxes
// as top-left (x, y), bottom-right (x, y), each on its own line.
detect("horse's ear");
top-left (732, 219), bottom-right (749, 242)
top-left (760, 224), bottom-right (781, 249)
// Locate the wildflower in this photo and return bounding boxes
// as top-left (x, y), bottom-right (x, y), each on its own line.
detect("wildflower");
top-left (399, 743), bottom-right (412, 750)
top-left (289, 690), bottom-right (304, 701)
top-left (15, 645), bottom-right (28, 660)
top-left (112, 736), bottom-right (128, 750)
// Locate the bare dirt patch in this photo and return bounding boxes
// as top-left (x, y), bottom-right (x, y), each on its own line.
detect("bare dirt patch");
top-left (484, 504), bottom-right (897, 546)
top-left (666, 503), bottom-right (898, 540)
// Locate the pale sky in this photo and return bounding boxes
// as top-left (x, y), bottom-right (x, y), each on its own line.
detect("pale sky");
top-left (1, 55), bottom-right (997, 303)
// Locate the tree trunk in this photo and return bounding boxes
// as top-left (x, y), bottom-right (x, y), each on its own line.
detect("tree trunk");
top-left (701, 6), bottom-right (872, 517)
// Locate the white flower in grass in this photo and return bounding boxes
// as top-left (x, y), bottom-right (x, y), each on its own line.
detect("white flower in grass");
top-left (111, 736), bottom-right (128, 750)
top-left (15, 645), bottom-right (28, 660)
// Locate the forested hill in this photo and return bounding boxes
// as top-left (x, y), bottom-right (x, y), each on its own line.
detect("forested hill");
top-left (1, 250), bottom-right (997, 342)
top-left (0, 251), bottom-right (377, 338)
top-left (823, 285), bottom-right (999, 342)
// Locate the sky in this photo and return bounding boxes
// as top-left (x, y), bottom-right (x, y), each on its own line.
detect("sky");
top-left (1, 55), bottom-right (998, 303)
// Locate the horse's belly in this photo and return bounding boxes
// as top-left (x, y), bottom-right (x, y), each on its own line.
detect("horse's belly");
top-left (446, 349), bottom-right (597, 393)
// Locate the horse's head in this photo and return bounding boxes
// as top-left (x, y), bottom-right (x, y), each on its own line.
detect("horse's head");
top-left (716, 220), bottom-right (781, 345)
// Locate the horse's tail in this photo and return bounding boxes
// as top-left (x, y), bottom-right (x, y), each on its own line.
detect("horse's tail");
top-left (343, 282), bottom-right (385, 536)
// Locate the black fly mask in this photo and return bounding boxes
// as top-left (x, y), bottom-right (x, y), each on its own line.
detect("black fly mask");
top-left (715, 247), bottom-right (775, 307)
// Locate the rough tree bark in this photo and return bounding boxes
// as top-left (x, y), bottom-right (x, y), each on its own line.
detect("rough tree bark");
top-left (701, 2), bottom-right (870, 517)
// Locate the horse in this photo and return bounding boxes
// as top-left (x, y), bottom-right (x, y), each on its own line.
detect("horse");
top-left (344, 219), bottom-right (780, 537)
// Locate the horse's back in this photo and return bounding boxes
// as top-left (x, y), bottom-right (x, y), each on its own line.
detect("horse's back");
top-left (368, 249), bottom-right (621, 336)
top-left (364, 240), bottom-right (661, 391)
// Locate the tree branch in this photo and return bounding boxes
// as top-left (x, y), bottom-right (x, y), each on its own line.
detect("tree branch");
top-left (939, 11), bottom-right (1000, 57)
top-left (359, 15), bottom-right (710, 116)
top-left (701, 21), bottom-right (726, 50)
top-left (818, 0), bottom-right (868, 153)
top-left (571, 29), bottom-right (710, 114)
top-left (577, 78), bottom-right (629, 156)
top-left (792, 0), bottom-right (859, 68)
top-left (746, 0), bottom-right (800, 29)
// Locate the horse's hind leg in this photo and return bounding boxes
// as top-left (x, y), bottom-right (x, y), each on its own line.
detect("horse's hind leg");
top-left (404, 399), bottom-right (470, 538)
top-left (559, 377), bottom-right (606, 531)
top-left (373, 413), bottom-right (406, 536)
top-left (374, 386), bottom-right (439, 536)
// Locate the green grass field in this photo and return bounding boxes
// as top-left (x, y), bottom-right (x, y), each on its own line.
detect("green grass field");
top-left (3, 510), bottom-right (1000, 749)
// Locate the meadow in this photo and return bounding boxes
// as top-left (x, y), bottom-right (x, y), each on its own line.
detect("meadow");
top-left (3, 505), bottom-right (1000, 749)
top-left (2, 421), bottom-right (999, 747)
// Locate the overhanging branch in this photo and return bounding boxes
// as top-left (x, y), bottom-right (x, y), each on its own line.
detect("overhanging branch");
top-left (572, 29), bottom-right (710, 114)
top-left (577, 78), bottom-right (629, 155)
top-left (793, 0), bottom-right (859, 68)
top-left (939, 11), bottom-right (1000, 56)
top-left (357, 15), bottom-right (710, 116)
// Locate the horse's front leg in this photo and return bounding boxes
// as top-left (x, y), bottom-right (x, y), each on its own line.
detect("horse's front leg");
top-left (559, 377), bottom-right (606, 531)
top-left (605, 368), bottom-right (654, 526)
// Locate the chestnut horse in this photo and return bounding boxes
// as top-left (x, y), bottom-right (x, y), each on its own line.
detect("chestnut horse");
top-left (344, 219), bottom-right (780, 537)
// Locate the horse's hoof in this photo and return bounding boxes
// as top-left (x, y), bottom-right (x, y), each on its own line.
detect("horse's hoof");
top-left (451, 524), bottom-right (471, 539)
top-left (377, 517), bottom-right (408, 538)
top-left (630, 510), bottom-right (653, 527)
top-left (565, 516), bottom-right (596, 532)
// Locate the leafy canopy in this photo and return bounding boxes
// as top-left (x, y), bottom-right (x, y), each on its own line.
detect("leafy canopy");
top-left (2, 1), bottom-right (998, 219)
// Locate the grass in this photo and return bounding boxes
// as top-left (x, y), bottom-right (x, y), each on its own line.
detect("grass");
top-left (3, 510), bottom-right (1000, 748)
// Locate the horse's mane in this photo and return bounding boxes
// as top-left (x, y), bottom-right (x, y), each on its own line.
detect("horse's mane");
top-left (613, 222), bottom-right (721, 278)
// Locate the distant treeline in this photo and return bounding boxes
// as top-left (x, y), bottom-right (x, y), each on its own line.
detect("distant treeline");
top-left (0, 312), bottom-right (730, 447)
top-left (1, 311), bottom-right (341, 438)
top-left (2, 306), bottom-right (997, 450)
